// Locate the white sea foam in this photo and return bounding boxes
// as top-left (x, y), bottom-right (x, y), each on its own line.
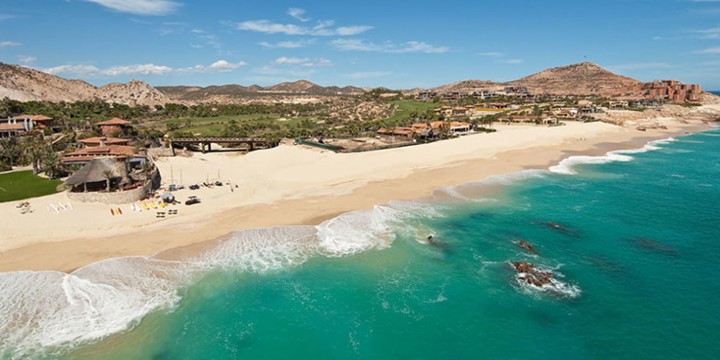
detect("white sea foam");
top-left (433, 170), bottom-right (546, 202)
top-left (549, 136), bottom-right (677, 175)
top-left (0, 257), bottom-right (188, 359)
top-left (515, 273), bottom-right (582, 299)
top-left (193, 226), bottom-right (319, 273)
top-left (549, 153), bottom-right (634, 175)
top-left (316, 205), bottom-right (403, 256)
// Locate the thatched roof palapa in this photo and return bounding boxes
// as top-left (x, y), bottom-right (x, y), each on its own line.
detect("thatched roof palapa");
top-left (64, 158), bottom-right (120, 186)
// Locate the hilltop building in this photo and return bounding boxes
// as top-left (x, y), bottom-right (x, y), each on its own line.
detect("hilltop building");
top-left (643, 81), bottom-right (702, 103)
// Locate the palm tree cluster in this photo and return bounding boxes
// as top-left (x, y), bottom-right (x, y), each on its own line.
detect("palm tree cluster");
top-left (0, 135), bottom-right (64, 177)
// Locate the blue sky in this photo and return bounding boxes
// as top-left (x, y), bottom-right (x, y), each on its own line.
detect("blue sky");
top-left (1, 0), bottom-right (720, 89)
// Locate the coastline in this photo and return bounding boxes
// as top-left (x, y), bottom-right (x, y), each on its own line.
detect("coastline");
top-left (0, 120), bottom-right (712, 273)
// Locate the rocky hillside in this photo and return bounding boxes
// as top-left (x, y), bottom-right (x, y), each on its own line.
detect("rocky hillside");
top-left (427, 62), bottom-right (644, 96)
top-left (507, 62), bottom-right (643, 95)
top-left (97, 81), bottom-right (169, 107)
top-left (0, 62), bottom-right (168, 106)
top-left (0, 62), bottom-right (96, 102)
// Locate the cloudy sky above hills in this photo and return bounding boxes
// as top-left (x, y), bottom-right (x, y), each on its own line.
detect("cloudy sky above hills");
top-left (1, 0), bottom-right (720, 89)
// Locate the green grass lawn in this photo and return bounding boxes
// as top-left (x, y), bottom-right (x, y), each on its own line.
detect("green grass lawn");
top-left (0, 170), bottom-right (63, 203)
top-left (381, 100), bottom-right (438, 125)
top-left (168, 115), bottom-right (321, 137)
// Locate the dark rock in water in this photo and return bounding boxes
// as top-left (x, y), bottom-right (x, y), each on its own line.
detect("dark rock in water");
top-left (543, 222), bottom-right (580, 236)
top-left (587, 255), bottom-right (624, 273)
top-left (633, 237), bottom-right (678, 255)
top-left (517, 240), bottom-right (540, 255)
top-left (511, 262), bottom-right (553, 287)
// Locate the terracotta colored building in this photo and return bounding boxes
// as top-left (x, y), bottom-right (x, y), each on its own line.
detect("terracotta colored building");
top-left (96, 118), bottom-right (133, 135)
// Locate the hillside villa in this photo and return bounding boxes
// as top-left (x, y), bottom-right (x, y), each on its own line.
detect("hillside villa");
top-left (0, 114), bottom-right (54, 138)
top-left (96, 117), bottom-right (134, 135)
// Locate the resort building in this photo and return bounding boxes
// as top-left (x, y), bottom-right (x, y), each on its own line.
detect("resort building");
top-left (96, 117), bottom-right (134, 135)
top-left (62, 144), bottom-right (147, 167)
top-left (0, 114), bottom-right (53, 137)
top-left (78, 136), bottom-right (130, 147)
top-left (643, 80), bottom-right (702, 103)
top-left (64, 156), bottom-right (161, 204)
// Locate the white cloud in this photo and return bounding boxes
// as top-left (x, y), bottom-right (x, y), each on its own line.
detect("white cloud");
top-left (208, 60), bottom-right (246, 71)
top-left (342, 71), bottom-right (392, 79)
top-left (287, 8), bottom-right (310, 22)
top-left (178, 60), bottom-right (247, 73)
top-left (0, 41), bottom-right (21, 47)
top-left (478, 51), bottom-right (503, 57)
top-left (331, 39), bottom-right (448, 54)
top-left (692, 27), bottom-right (720, 39)
top-left (694, 47), bottom-right (720, 54)
top-left (17, 55), bottom-right (36, 65)
top-left (102, 63), bottom-right (173, 75)
top-left (501, 59), bottom-right (523, 65)
top-left (607, 62), bottom-right (672, 71)
top-left (83, 0), bottom-right (180, 16)
top-left (259, 39), bottom-right (315, 48)
top-left (44, 65), bottom-right (102, 77)
top-left (274, 57), bottom-right (332, 67)
top-left (190, 28), bottom-right (223, 53)
top-left (335, 26), bottom-right (375, 36)
top-left (0, 14), bottom-right (15, 21)
top-left (43, 60), bottom-right (245, 77)
top-left (235, 19), bottom-right (372, 36)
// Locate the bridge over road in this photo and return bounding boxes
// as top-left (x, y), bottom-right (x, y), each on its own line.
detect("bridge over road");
top-left (169, 137), bottom-right (280, 155)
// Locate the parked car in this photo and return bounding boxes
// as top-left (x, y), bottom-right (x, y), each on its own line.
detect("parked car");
top-left (189, 184), bottom-right (200, 190)
top-left (185, 196), bottom-right (201, 205)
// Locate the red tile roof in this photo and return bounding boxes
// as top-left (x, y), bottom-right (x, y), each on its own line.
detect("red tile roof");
top-left (78, 137), bottom-right (130, 145)
top-left (96, 118), bottom-right (132, 126)
top-left (64, 145), bottom-right (141, 159)
top-left (0, 123), bottom-right (26, 131)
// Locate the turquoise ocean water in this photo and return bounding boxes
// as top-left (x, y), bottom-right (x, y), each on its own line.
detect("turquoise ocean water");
top-left (1, 128), bottom-right (719, 359)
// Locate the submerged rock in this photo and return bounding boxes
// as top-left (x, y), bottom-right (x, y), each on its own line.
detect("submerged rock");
top-left (517, 240), bottom-right (539, 255)
top-left (544, 222), bottom-right (580, 236)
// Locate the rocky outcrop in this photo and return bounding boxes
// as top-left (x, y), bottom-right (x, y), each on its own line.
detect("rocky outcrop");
top-left (97, 81), bottom-right (168, 107)
top-left (512, 262), bottom-right (553, 287)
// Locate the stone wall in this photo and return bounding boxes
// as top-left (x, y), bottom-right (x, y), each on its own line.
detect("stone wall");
top-left (68, 168), bottom-right (161, 204)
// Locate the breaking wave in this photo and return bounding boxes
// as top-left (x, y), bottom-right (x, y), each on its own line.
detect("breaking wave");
top-left (549, 136), bottom-right (676, 175)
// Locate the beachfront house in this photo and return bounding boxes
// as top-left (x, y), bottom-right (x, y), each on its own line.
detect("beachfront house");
top-left (64, 157), bottom-right (124, 193)
top-left (62, 144), bottom-right (147, 168)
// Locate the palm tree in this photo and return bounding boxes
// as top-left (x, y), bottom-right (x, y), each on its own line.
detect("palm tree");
top-left (42, 150), bottom-right (61, 179)
top-left (103, 170), bottom-right (114, 192)
top-left (25, 136), bottom-right (47, 175)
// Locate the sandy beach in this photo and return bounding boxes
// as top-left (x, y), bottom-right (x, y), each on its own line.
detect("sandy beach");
top-left (0, 118), bottom-right (714, 273)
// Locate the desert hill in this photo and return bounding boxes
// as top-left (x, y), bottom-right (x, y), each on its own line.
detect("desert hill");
top-left (0, 62), bottom-right (168, 106)
top-left (506, 62), bottom-right (643, 95)
top-left (429, 62), bottom-right (644, 96)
